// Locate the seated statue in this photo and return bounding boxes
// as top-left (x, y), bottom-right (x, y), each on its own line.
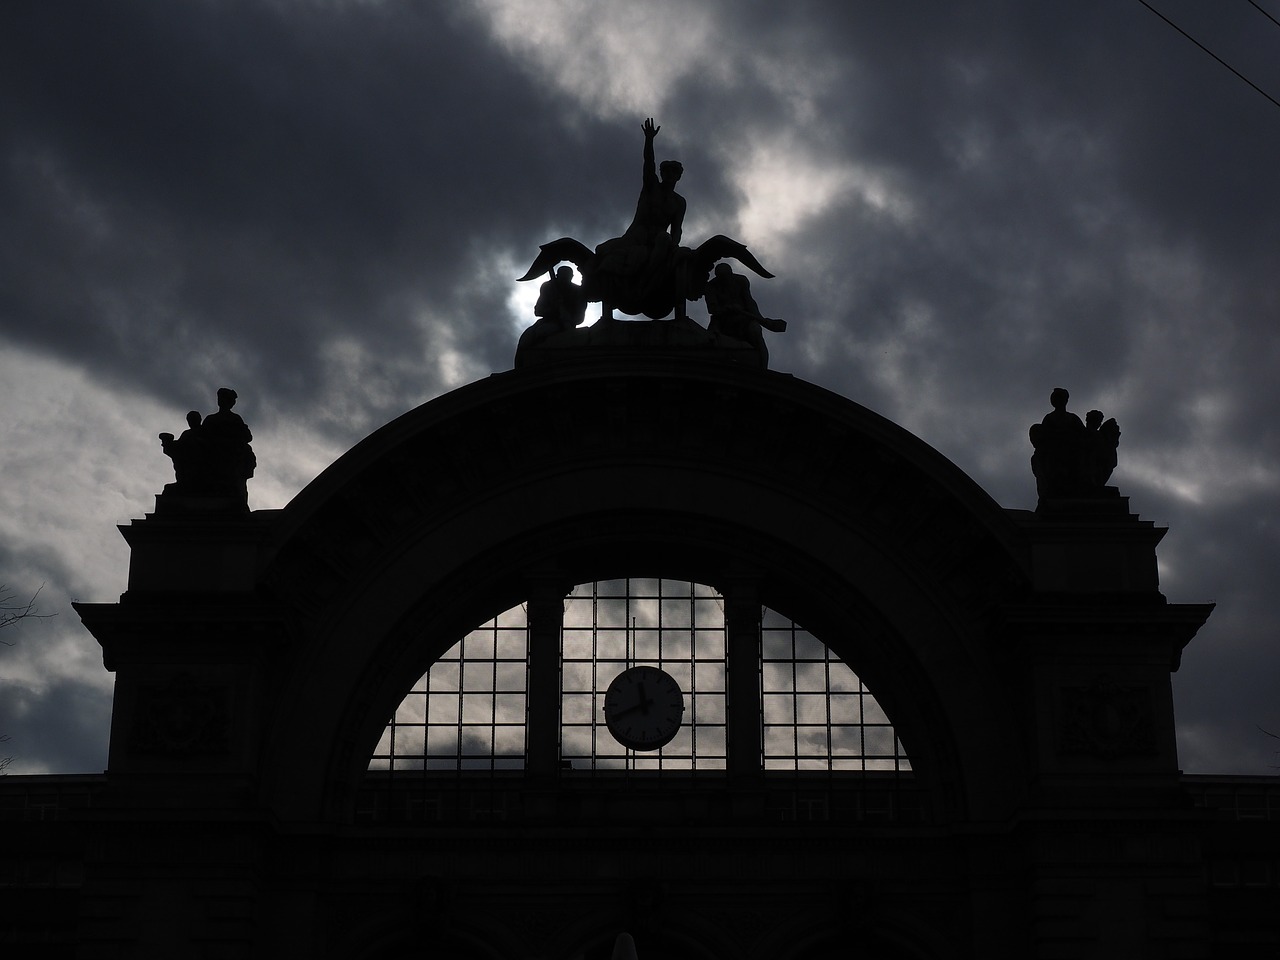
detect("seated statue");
top-left (518, 118), bottom-right (775, 324)
top-left (592, 118), bottom-right (687, 319)
top-left (516, 266), bottom-right (589, 367)
top-left (159, 388), bottom-right (256, 507)
top-left (1029, 388), bottom-right (1119, 500)
top-left (1083, 408), bottom-right (1121, 487)
top-left (704, 263), bottom-right (787, 368)
top-left (537, 265), bottom-right (589, 330)
top-left (160, 411), bottom-right (205, 487)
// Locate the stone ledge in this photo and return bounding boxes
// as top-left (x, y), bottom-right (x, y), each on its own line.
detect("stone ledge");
top-left (517, 315), bottom-right (761, 368)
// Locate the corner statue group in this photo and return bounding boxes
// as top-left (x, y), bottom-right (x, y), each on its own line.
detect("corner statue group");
top-left (158, 387), bottom-right (256, 512)
top-left (1029, 387), bottom-right (1121, 502)
top-left (518, 119), bottom-right (778, 325)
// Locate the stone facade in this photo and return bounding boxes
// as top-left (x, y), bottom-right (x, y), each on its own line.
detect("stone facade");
top-left (4, 353), bottom-right (1277, 958)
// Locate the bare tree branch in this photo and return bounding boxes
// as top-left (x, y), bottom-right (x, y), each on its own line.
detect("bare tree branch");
top-left (0, 583), bottom-right (52, 644)
top-left (1, 584), bottom-right (50, 772)
top-left (1259, 725), bottom-right (1280, 770)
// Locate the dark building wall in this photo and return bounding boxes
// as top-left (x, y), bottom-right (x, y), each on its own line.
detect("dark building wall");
top-left (4, 353), bottom-right (1257, 957)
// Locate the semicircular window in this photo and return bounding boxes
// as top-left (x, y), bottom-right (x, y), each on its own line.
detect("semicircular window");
top-left (368, 579), bottom-right (909, 775)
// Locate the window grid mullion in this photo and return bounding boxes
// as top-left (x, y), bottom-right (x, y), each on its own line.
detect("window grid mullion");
top-left (375, 580), bottom-right (908, 782)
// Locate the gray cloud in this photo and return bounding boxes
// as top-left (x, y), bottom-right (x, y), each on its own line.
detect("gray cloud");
top-left (0, 676), bottom-right (111, 774)
top-left (2, 0), bottom-right (1278, 772)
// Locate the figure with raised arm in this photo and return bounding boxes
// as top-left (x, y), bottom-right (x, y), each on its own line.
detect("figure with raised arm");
top-left (517, 118), bottom-right (774, 325)
top-left (594, 118), bottom-right (687, 319)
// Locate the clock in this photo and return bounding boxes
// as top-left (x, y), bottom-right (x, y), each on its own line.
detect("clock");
top-left (603, 665), bottom-right (685, 751)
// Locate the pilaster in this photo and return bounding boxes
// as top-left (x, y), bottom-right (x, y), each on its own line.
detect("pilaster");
top-left (524, 576), bottom-right (572, 778)
top-left (73, 510), bottom-right (288, 807)
top-left (722, 578), bottom-right (764, 778)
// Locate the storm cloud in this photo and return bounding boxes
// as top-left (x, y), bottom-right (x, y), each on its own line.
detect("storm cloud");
top-left (2, 0), bottom-right (1277, 773)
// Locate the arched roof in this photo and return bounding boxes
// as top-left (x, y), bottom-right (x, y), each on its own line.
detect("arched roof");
top-left (255, 353), bottom-right (1034, 822)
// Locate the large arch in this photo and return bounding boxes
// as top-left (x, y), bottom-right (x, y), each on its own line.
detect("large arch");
top-left (68, 347), bottom-right (1223, 957)
top-left (253, 354), bottom-right (1034, 822)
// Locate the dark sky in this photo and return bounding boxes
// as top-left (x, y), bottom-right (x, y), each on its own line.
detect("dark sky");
top-left (2, 0), bottom-right (1278, 774)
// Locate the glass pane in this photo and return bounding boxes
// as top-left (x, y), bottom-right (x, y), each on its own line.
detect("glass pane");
top-left (431, 662), bottom-right (460, 691)
top-left (561, 632), bottom-right (594, 660)
top-left (493, 693), bottom-right (525, 721)
top-left (795, 694), bottom-right (828, 724)
top-left (427, 726), bottom-right (459, 755)
top-left (661, 599), bottom-right (692, 627)
top-left (662, 633), bottom-right (691, 660)
top-left (395, 696), bottom-right (426, 724)
top-left (561, 693), bottom-right (594, 724)
top-left (662, 661), bottom-right (693, 689)
top-left (368, 580), bottom-right (909, 779)
top-left (694, 661), bottom-right (726, 691)
top-left (794, 663), bottom-right (827, 693)
top-left (830, 694), bottom-right (861, 725)
top-left (493, 726), bottom-right (525, 756)
top-left (495, 631), bottom-right (527, 659)
top-left (463, 632), bottom-right (495, 660)
top-left (763, 694), bottom-right (795, 724)
top-left (461, 695), bottom-right (493, 724)
top-left (495, 662), bottom-right (526, 692)
top-left (561, 661), bottom-right (594, 691)
top-left (460, 726), bottom-right (491, 756)
top-left (395, 726), bottom-right (425, 756)
top-left (562, 599), bottom-right (593, 629)
top-left (692, 695), bottom-right (725, 724)
top-left (591, 631), bottom-right (625, 661)
top-left (428, 697), bottom-right (458, 723)
top-left (460, 666), bottom-right (494, 692)
top-left (495, 605), bottom-right (527, 629)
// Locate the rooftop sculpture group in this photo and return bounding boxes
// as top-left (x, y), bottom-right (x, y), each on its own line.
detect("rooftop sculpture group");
top-left (517, 119), bottom-right (785, 367)
top-left (158, 387), bottom-right (256, 512)
top-left (1029, 388), bottom-right (1120, 503)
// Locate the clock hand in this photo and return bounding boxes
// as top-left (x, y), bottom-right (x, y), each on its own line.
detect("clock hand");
top-left (612, 688), bottom-right (656, 718)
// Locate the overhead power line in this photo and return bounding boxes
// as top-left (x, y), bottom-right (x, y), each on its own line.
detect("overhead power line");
top-left (1137, 0), bottom-right (1280, 112)
top-left (1246, 0), bottom-right (1280, 32)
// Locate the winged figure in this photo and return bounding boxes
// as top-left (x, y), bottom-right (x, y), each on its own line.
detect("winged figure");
top-left (517, 119), bottom-right (773, 321)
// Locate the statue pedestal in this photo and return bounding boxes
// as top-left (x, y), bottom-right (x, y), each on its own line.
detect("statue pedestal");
top-left (154, 485), bottom-right (249, 519)
top-left (1035, 486), bottom-right (1126, 518)
top-left (119, 509), bottom-right (277, 596)
top-left (517, 315), bottom-right (762, 368)
top-left (1019, 495), bottom-right (1165, 594)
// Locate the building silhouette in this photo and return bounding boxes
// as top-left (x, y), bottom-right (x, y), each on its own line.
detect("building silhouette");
top-left (3, 346), bottom-right (1278, 957)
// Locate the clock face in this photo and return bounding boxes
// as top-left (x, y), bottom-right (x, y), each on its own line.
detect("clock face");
top-left (603, 665), bottom-right (685, 752)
